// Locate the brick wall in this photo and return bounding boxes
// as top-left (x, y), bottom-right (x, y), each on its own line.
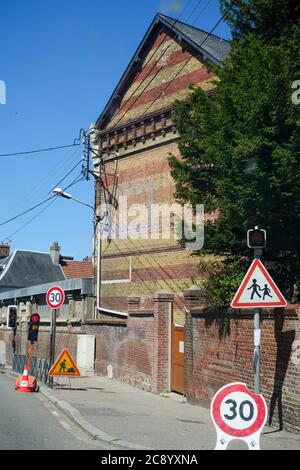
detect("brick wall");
top-left (0, 325), bottom-right (81, 366)
top-left (108, 31), bottom-right (216, 128)
top-left (84, 292), bottom-right (173, 393)
top-left (93, 26), bottom-right (217, 325)
top-left (183, 286), bottom-right (300, 433)
top-left (0, 292), bottom-right (173, 394)
top-left (97, 141), bottom-right (205, 324)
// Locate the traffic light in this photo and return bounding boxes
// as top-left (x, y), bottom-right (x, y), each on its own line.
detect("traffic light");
top-left (7, 306), bottom-right (17, 329)
top-left (247, 227), bottom-right (266, 249)
top-left (28, 313), bottom-right (40, 342)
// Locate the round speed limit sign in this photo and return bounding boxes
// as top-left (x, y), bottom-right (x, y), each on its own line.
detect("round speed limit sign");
top-left (210, 382), bottom-right (267, 450)
top-left (46, 286), bottom-right (65, 310)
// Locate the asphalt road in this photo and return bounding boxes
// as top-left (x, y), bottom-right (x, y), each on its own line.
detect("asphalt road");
top-left (0, 373), bottom-right (103, 450)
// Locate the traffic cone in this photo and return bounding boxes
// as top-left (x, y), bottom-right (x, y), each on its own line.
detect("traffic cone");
top-left (17, 364), bottom-right (32, 393)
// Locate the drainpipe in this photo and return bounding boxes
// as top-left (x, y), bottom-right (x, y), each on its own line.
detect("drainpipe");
top-left (96, 222), bottom-right (102, 316)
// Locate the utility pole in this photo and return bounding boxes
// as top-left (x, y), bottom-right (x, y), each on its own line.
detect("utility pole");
top-left (87, 125), bottom-right (119, 318)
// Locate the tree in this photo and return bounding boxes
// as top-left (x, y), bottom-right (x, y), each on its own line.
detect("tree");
top-left (169, 1), bottom-right (300, 305)
top-left (220, 0), bottom-right (300, 41)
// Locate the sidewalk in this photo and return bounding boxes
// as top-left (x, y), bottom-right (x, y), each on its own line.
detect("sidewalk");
top-left (38, 374), bottom-right (300, 450)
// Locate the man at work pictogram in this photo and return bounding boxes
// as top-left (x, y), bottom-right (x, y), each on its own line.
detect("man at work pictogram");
top-left (260, 284), bottom-right (273, 300)
top-left (247, 279), bottom-right (262, 299)
top-left (59, 358), bottom-right (67, 373)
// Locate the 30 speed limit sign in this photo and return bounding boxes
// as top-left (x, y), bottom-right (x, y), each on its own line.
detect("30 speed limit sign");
top-left (46, 286), bottom-right (65, 310)
top-left (210, 382), bottom-right (267, 450)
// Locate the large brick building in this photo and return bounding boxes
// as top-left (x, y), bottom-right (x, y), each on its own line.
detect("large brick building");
top-left (91, 13), bottom-right (229, 323)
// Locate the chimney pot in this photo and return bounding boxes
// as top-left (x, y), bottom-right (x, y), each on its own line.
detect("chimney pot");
top-left (0, 243), bottom-right (10, 259)
top-left (50, 241), bottom-right (60, 265)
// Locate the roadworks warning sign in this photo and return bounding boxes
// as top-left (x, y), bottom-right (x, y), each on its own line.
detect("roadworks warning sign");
top-left (48, 348), bottom-right (81, 377)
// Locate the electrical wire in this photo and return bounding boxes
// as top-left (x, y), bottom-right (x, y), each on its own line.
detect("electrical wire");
top-left (0, 160), bottom-right (85, 228)
top-left (137, 10), bottom-right (228, 120)
top-left (0, 143), bottom-right (80, 158)
top-left (107, 0), bottom-right (198, 130)
top-left (192, 0), bottom-right (213, 25)
top-left (48, 158), bottom-right (84, 194)
top-left (3, 175), bottom-right (85, 240)
top-left (4, 199), bottom-right (58, 240)
top-left (0, 195), bottom-right (56, 227)
top-left (2, 146), bottom-right (83, 219)
top-left (108, 1), bottom-right (224, 129)
top-left (185, 0), bottom-right (205, 23)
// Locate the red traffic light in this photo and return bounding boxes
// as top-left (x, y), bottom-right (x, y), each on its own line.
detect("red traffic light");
top-left (28, 313), bottom-right (40, 342)
top-left (30, 313), bottom-right (40, 323)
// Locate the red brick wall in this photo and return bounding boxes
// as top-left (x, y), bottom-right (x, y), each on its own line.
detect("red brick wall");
top-left (184, 287), bottom-right (300, 432)
top-left (85, 292), bottom-right (173, 392)
top-left (85, 317), bottom-right (154, 389)
top-left (0, 327), bottom-right (80, 365)
top-left (0, 293), bottom-right (172, 393)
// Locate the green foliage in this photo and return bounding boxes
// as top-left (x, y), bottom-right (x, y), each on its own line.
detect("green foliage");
top-left (220, 0), bottom-right (300, 42)
top-left (200, 257), bottom-right (247, 307)
top-left (169, 1), bottom-right (300, 305)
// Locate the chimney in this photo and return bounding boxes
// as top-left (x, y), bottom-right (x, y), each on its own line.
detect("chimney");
top-left (0, 243), bottom-right (10, 260)
top-left (50, 241), bottom-right (60, 265)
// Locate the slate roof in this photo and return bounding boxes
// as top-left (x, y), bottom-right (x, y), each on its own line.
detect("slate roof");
top-left (0, 250), bottom-right (65, 292)
top-left (95, 12), bottom-right (230, 129)
top-left (159, 14), bottom-right (230, 63)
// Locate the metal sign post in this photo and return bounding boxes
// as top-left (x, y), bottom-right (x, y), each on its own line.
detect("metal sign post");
top-left (253, 306), bottom-right (261, 395)
top-left (253, 247), bottom-right (262, 395)
top-left (46, 286), bottom-right (65, 389)
top-left (49, 309), bottom-right (56, 389)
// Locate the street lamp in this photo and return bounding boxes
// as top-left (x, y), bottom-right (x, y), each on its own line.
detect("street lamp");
top-left (53, 187), bottom-right (94, 211)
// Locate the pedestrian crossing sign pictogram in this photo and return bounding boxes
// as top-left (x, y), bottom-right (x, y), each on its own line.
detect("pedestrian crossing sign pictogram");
top-left (48, 348), bottom-right (81, 377)
top-left (231, 259), bottom-right (287, 309)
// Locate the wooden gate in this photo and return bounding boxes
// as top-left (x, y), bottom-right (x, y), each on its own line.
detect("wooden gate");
top-left (171, 324), bottom-right (185, 394)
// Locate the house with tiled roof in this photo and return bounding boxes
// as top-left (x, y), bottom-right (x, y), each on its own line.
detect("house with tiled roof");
top-left (61, 259), bottom-right (93, 280)
top-left (0, 242), bottom-right (94, 330)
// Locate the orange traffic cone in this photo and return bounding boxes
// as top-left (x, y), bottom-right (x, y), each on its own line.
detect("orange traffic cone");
top-left (17, 364), bottom-right (32, 393)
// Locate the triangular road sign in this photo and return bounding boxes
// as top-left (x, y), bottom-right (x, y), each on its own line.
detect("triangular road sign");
top-left (48, 348), bottom-right (81, 377)
top-left (231, 259), bottom-right (287, 309)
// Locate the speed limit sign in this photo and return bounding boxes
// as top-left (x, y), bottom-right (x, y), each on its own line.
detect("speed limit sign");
top-left (46, 286), bottom-right (65, 310)
top-left (210, 382), bottom-right (267, 450)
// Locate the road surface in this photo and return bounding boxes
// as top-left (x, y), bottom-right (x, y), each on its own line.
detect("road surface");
top-left (0, 373), bottom-right (105, 450)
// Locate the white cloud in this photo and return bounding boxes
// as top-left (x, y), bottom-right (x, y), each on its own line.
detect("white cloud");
top-left (158, 0), bottom-right (184, 15)
top-left (0, 81), bottom-right (6, 105)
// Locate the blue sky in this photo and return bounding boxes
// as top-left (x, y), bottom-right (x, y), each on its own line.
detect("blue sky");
top-left (0, 0), bottom-right (230, 260)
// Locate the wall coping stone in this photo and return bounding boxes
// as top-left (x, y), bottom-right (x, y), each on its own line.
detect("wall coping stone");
top-left (85, 319), bottom-right (127, 326)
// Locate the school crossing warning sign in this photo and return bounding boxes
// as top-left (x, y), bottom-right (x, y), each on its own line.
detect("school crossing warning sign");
top-left (48, 348), bottom-right (81, 377)
top-left (231, 259), bottom-right (287, 309)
